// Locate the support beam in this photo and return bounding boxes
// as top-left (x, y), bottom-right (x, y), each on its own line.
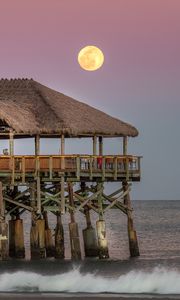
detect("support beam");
top-left (123, 136), bottom-right (128, 155)
top-left (35, 135), bottom-right (40, 156)
top-left (93, 136), bottom-right (97, 155)
top-left (36, 176), bottom-right (41, 214)
top-left (61, 134), bottom-right (65, 169)
top-left (122, 180), bottom-right (140, 257)
top-left (9, 131), bottom-right (14, 156)
top-left (99, 136), bottom-right (103, 156)
top-left (123, 136), bottom-right (129, 180)
top-left (35, 135), bottom-right (41, 214)
top-left (60, 176), bottom-right (65, 214)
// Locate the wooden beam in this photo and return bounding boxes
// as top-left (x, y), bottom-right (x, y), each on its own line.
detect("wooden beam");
top-left (60, 176), bottom-right (65, 214)
top-left (0, 182), bottom-right (4, 218)
top-left (99, 136), bottom-right (103, 156)
top-left (4, 197), bottom-right (33, 212)
top-left (123, 136), bottom-right (128, 155)
top-left (35, 135), bottom-right (40, 156)
top-left (36, 176), bottom-right (41, 214)
top-left (76, 156), bottom-right (80, 180)
top-left (61, 134), bottom-right (65, 169)
top-left (123, 136), bottom-right (128, 180)
top-left (93, 136), bottom-right (97, 155)
top-left (9, 131), bottom-right (14, 156)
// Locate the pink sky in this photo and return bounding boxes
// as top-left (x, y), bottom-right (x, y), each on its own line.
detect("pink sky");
top-left (0, 0), bottom-right (179, 199)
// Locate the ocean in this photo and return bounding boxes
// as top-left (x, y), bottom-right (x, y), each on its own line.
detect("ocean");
top-left (1, 200), bottom-right (180, 299)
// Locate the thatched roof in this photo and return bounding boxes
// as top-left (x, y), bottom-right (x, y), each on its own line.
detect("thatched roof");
top-left (0, 79), bottom-right (138, 137)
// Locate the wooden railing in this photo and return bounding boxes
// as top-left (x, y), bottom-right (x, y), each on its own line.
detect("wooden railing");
top-left (0, 155), bottom-right (141, 182)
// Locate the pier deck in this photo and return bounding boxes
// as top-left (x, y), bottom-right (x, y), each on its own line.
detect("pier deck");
top-left (0, 154), bottom-right (141, 183)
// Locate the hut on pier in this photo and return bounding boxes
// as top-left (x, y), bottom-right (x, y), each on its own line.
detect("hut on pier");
top-left (0, 78), bottom-right (141, 260)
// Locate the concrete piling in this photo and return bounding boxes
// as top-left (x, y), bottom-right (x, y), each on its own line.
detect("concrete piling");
top-left (0, 182), bottom-right (8, 260)
top-left (83, 207), bottom-right (98, 257)
top-left (44, 211), bottom-right (55, 257)
top-left (69, 222), bottom-right (81, 259)
top-left (96, 220), bottom-right (109, 259)
top-left (14, 217), bottom-right (25, 258)
top-left (9, 217), bottom-right (15, 258)
top-left (96, 183), bottom-right (109, 259)
top-left (0, 221), bottom-right (8, 260)
top-left (68, 183), bottom-right (81, 260)
top-left (30, 217), bottom-right (46, 259)
top-left (55, 212), bottom-right (64, 259)
top-left (122, 180), bottom-right (140, 257)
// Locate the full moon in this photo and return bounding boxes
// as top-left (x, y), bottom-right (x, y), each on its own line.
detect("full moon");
top-left (78, 45), bottom-right (104, 71)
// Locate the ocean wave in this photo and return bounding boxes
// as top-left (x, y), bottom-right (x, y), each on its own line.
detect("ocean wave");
top-left (0, 267), bottom-right (180, 294)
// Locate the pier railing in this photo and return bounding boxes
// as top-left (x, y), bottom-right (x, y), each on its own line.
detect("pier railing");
top-left (0, 155), bottom-right (141, 182)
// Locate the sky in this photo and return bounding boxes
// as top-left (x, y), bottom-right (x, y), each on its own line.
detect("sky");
top-left (0, 0), bottom-right (179, 200)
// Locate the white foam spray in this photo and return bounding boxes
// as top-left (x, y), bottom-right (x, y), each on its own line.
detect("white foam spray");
top-left (0, 267), bottom-right (180, 294)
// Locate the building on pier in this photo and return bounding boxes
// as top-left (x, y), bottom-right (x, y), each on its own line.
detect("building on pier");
top-left (0, 78), bottom-right (141, 260)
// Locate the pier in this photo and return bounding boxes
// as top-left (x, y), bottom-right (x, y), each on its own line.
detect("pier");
top-left (0, 78), bottom-right (141, 260)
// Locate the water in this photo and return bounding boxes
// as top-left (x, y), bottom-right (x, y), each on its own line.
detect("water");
top-left (1, 200), bottom-right (180, 299)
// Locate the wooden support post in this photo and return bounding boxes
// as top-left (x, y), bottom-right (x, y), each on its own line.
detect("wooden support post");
top-left (123, 136), bottom-right (129, 180)
top-left (99, 136), bottom-right (103, 155)
top-left (93, 136), bottom-right (97, 155)
top-left (60, 176), bottom-right (65, 214)
top-left (36, 176), bottom-right (41, 215)
top-left (43, 211), bottom-right (55, 257)
top-left (122, 180), bottom-right (140, 257)
top-left (55, 212), bottom-right (64, 259)
top-left (61, 134), bottom-right (65, 169)
top-left (81, 182), bottom-right (98, 257)
top-left (35, 135), bottom-right (40, 156)
top-left (9, 131), bottom-right (15, 186)
top-left (9, 131), bottom-right (14, 156)
top-left (68, 182), bottom-right (81, 260)
top-left (96, 183), bottom-right (109, 259)
top-left (35, 135), bottom-right (41, 214)
top-left (0, 182), bottom-right (8, 260)
top-left (30, 183), bottom-right (46, 259)
top-left (123, 136), bottom-right (128, 155)
top-left (93, 136), bottom-right (97, 169)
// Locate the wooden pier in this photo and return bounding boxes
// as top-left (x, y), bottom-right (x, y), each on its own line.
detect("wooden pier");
top-left (0, 78), bottom-right (141, 260)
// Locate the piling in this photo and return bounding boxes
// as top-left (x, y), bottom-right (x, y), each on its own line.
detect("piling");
top-left (96, 183), bottom-right (109, 259)
top-left (122, 180), bottom-right (140, 257)
top-left (9, 214), bottom-right (25, 259)
top-left (55, 212), bottom-right (64, 259)
top-left (68, 183), bottom-right (81, 260)
top-left (81, 182), bottom-right (98, 257)
top-left (30, 217), bottom-right (46, 259)
top-left (83, 207), bottom-right (98, 257)
top-left (44, 211), bottom-right (55, 257)
top-left (0, 182), bottom-right (8, 260)
top-left (9, 216), bottom-right (15, 258)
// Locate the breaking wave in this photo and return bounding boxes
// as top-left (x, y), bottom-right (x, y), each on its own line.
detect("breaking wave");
top-left (0, 267), bottom-right (180, 294)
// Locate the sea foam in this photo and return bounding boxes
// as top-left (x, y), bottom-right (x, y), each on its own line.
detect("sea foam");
top-left (0, 267), bottom-right (180, 294)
